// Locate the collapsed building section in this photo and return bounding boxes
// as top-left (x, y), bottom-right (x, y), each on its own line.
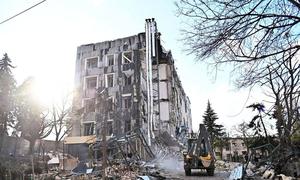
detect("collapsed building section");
top-left (69, 19), bottom-right (192, 161)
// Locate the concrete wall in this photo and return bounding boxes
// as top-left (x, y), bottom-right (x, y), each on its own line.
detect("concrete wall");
top-left (0, 136), bottom-right (62, 157)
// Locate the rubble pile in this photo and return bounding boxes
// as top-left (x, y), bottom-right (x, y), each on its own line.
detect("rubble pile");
top-left (102, 142), bottom-right (184, 179)
top-left (215, 160), bottom-right (240, 171)
top-left (228, 155), bottom-right (300, 180)
top-left (106, 164), bottom-right (138, 179)
top-left (245, 163), bottom-right (299, 180)
top-left (57, 130), bottom-right (180, 179)
top-left (104, 160), bottom-right (166, 180)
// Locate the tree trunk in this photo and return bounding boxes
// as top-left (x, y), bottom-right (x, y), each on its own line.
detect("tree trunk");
top-left (0, 134), bottom-right (4, 154)
top-left (55, 141), bottom-right (59, 152)
top-left (28, 139), bottom-right (36, 155)
top-left (220, 147), bottom-right (223, 160)
top-left (31, 155), bottom-right (35, 180)
top-left (0, 119), bottom-right (5, 153)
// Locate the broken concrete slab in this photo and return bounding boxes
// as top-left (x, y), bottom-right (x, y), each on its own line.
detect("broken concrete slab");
top-left (262, 169), bottom-right (275, 179)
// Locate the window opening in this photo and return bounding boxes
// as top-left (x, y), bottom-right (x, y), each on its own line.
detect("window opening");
top-left (106, 74), bottom-right (114, 87)
top-left (84, 123), bottom-right (94, 135)
top-left (122, 52), bottom-right (132, 64)
top-left (123, 96), bottom-right (131, 109)
top-left (86, 57), bottom-right (98, 68)
top-left (107, 120), bottom-right (113, 136)
top-left (86, 77), bottom-right (97, 89)
top-left (124, 75), bottom-right (132, 86)
top-left (107, 55), bottom-right (114, 66)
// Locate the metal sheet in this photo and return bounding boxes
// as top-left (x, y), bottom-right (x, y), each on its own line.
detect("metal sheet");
top-left (64, 135), bottom-right (96, 144)
top-left (229, 165), bottom-right (243, 180)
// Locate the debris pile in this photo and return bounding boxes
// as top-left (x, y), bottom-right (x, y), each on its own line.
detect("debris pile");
top-left (228, 143), bottom-right (300, 180)
top-left (56, 129), bottom-right (176, 179)
top-left (103, 160), bottom-right (166, 179)
top-left (99, 132), bottom-right (186, 179)
top-left (215, 160), bottom-right (240, 171)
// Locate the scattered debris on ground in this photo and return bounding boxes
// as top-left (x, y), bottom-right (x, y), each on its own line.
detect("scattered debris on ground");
top-left (215, 160), bottom-right (240, 172)
top-left (226, 142), bottom-right (300, 180)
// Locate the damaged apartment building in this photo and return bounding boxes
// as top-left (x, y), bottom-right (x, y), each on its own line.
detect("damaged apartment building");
top-left (69, 19), bottom-right (192, 151)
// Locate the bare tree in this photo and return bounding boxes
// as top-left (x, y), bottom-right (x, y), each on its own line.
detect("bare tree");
top-left (175, 0), bottom-right (300, 85)
top-left (175, 0), bottom-right (300, 142)
top-left (266, 56), bottom-right (300, 143)
top-left (51, 96), bottom-right (72, 151)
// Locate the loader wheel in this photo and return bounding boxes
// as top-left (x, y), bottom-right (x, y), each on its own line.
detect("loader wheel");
top-left (185, 168), bottom-right (191, 176)
top-left (207, 168), bottom-right (214, 176)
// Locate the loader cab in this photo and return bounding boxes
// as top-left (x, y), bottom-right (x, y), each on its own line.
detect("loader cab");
top-left (187, 138), bottom-right (197, 150)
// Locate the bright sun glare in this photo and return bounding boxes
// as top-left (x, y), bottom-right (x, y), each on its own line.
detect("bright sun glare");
top-left (32, 76), bottom-right (69, 107)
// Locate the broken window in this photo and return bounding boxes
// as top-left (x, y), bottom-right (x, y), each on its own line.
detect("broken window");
top-left (86, 57), bottom-right (98, 69)
top-left (99, 79), bottom-right (104, 88)
top-left (105, 74), bottom-right (114, 87)
top-left (226, 154), bottom-right (231, 160)
top-left (122, 52), bottom-right (132, 64)
top-left (85, 98), bottom-right (95, 113)
top-left (107, 97), bottom-right (114, 111)
top-left (123, 96), bottom-right (131, 109)
top-left (123, 44), bottom-right (128, 51)
top-left (125, 120), bottom-right (131, 132)
top-left (86, 77), bottom-right (97, 89)
top-left (107, 55), bottom-right (114, 66)
top-left (83, 122), bottom-right (94, 135)
top-left (124, 75), bottom-right (132, 86)
top-left (107, 120), bottom-right (113, 136)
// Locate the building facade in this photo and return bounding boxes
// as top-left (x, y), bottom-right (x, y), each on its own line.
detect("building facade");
top-left (215, 138), bottom-right (247, 161)
top-left (70, 20), bottom-right (192, 144)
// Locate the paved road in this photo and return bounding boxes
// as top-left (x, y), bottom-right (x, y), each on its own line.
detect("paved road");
top-left (161, 169), bottom-right (230, 180)
top-left (156, 158), bottom-right (230, 180)
top-left (172, 170), bottom-right (230, 180)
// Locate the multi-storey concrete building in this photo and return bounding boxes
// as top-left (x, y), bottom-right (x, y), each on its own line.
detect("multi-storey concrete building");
top-left (215, 138), bottom-right (248, 161)
top-left (70, 19), bottom-right (192, 145)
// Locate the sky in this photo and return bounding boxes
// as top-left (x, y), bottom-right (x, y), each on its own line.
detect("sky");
top-left (0, 0), bottom-right (269, 133)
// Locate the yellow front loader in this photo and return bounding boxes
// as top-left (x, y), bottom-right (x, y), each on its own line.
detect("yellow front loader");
top-left (183, 124), bottom-right (215, 176)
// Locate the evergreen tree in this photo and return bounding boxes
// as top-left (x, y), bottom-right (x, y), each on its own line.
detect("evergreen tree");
top-left (0, 53), bottom-right (16, 137)
top-left (202, 100), bottom-right (225, 148)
